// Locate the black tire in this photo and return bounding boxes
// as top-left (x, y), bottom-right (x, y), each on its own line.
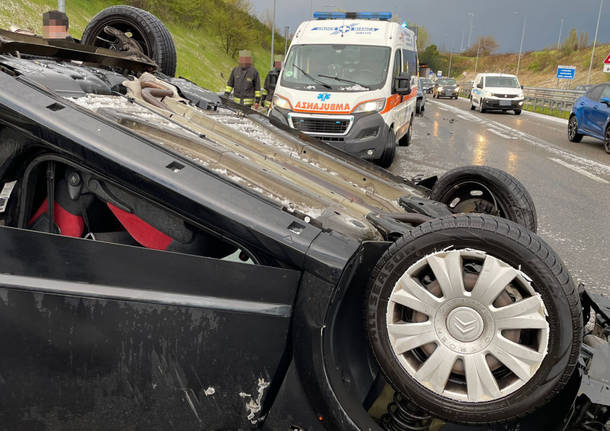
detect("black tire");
top-left (366, 214), bottom-right (582, 424)
top-left (430, 165), bottom-right (537, 232)
top-left (470, 103), bottom-right (475, 111)
top-left (81, 5), bottom-right (177, 76)
top-left (478, 100), bottom-right (486, 113)
top-left (398, 119), bottom-right (412, 147)
top-left (605, 126), bottom-right (610, 154)
top-left (514, 109), bottom-right (522, 115)
top-left (567, 115), bottom-right (583, 143)
top-left (377, 128), bottom-right (397, 168)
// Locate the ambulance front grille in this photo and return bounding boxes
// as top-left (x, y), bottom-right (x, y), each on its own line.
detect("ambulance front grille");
top-left (291, 116), bottom-right (350, 135)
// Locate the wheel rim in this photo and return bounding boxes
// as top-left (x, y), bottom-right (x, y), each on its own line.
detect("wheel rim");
top-left (88, 19), bottom-right (152, 58)
top-left (386, 249), bottom-right (549, 402)
top-left (605, 128), bottom-right (610, 153)
top-left (568, 117), bottom-right (577, 140)
top-left (441, 180), bottom-right (506, 217)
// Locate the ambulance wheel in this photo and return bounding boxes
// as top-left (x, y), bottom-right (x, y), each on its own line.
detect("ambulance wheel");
top-left (399, 120), bottom-right (412, 147)
top-left (377, 129), bottom-right (397, 168)
top-left (81, 5), bottom-right (177, 76)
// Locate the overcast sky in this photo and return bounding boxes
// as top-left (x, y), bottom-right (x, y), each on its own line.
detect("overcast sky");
top-left (250, 0), bottom-right (610, 53)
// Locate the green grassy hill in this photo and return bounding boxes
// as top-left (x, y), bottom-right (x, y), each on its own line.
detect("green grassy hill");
top-left (446, 44), bottom-right (610, 88)
top-left (0, 0), bottom-right (283, 91)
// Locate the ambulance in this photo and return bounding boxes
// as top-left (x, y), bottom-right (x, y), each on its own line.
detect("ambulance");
top-left (269, 12), bottom-right (418, 168)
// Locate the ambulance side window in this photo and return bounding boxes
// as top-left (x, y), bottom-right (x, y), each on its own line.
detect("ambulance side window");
top-left (393, 49), bottom-right (402, 77)
top-left (402, 49), bottom-right (418, 79)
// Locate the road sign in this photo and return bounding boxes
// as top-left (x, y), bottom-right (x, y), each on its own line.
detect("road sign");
top-left (604, 54), bottom-right (610, 73)
top-left (604, 54), bottom-right (610, 64)
top-left (557, 65), bottom-right (576, 79)
top-left (437, 70), bottom-right (442, 77)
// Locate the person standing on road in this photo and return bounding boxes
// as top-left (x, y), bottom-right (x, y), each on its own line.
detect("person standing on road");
top-left (262, 55), bottom-right (283, 108)
top-left (224, 50), bottom-right (261, 109)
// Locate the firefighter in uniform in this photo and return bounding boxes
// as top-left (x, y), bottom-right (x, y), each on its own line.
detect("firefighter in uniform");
top-left (262, 55), bottom-right (283, 108)
top-left (224, 50), bottom-right (261, 108)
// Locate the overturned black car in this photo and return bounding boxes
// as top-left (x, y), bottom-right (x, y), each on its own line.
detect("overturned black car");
top-left (0, 6), bottom-right (607, 431)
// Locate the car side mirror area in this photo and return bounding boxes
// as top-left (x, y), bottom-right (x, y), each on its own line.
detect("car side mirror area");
top-left (521, 85), bottom-right (524, 89)
top-left (477, 83), bottom-right (483, 89)
top-left (600, 97), bottom-right (610, 106)
top-left (394, 72), bottom-right (411, 96)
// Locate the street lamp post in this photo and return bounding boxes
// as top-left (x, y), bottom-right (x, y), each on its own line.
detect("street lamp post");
top-left (467, 12), bottom-right (474, 48)
top-left (516, 15), bottom-right (527, 75)
top-left (474, 40), bottom-right (481, 74)
top-left (58, 0), bottom-right (65, 12)
top-left (284, 26), bottom-right (289, 56)
top-left (448, 46), bottom-right (453, 76)
top-left (587, 0), bottom-right (604, 84)
top-left (270, 0), bottom-right (276, 70)
top-left (556, 18), bottom-right (564, 49)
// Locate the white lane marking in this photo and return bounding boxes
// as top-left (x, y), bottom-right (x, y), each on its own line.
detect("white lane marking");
top-left (487, 128), bottom-right (515, 140)
top-left (437, 106), bottom-right (449, 111)
top-left (550, 158), bottom-right (609, 184)
top-left (457, 114), bottom-right (471, 121)
top-left (429, 100), bottom-right (610, 177)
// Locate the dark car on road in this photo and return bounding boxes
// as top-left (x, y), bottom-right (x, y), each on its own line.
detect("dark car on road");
top-left (416, 77), bottom-right (428, 113)
top-left (569, 83), bottom-right (610, 153)
top-left (0, 7), bottom-right (607, 431)
top-left (433, 78), bottom-right (459, 99)
top-left (419, 77), bottom-right (434, 94)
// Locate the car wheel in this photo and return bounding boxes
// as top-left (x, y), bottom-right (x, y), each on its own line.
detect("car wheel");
top-left (567, 115), bottom-right (583, 143)
top-left (478, 100), bottom-right (486, 113)
top-left (470, 103), bottom-right (475, 111)
top-left (514, 109), bottom-right (522, 115)
top-left (81, 5), bottom-right (177, 76)
top-left (366, 214), bottom-right (582, 424)
top-left (377, 128), bottom-right (397, 168)
top-left (399, 120), bottom-right (412, 147)
top-left (429, 165), bottom-right (537, 232)
top-left (605, 126), bottom-right (610, 154)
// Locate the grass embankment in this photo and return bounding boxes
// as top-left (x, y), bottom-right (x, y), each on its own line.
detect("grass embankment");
top-left (0, 0), bottom-right (282, 91)
top-left (448, 44), bottom-right (610, 88)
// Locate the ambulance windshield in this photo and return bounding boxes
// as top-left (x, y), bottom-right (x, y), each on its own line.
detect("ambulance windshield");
top-left (281, 44), bottom-right (391, 91)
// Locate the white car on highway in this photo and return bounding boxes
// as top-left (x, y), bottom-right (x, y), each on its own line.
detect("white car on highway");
top-left (470, 73), bottom-right (525, 115)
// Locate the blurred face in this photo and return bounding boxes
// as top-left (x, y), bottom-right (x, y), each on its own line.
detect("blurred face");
top-left (239, 56), bottom-right (251, 68)
top-left (43, 19), bottom-right (69, 39)
top-left (274, 60), bottom-right (282, 69)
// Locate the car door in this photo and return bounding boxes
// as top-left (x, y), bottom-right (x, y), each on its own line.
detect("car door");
top-left (591, 84), bottom-right (610, 137)
top-left (391, 48), bottom-right (408, 137)
top-left (582, 85), bottom-right (604, 135)
top-left (0, 223), bottom-right (300, 430)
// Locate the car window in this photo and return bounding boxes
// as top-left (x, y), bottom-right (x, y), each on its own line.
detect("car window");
top-left (600, 85), bottom-right (610, 100)
top-left (587, 85), bottom-right (604, 101)
top-left (14, 159), bottom-right (257, 265)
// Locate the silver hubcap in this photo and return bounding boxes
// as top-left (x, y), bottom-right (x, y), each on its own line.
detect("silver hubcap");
top-left (386, 249), bottom-right (549, 402)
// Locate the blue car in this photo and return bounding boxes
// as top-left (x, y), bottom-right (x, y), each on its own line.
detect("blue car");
top-left (568, 83), bottom-right (610, 153)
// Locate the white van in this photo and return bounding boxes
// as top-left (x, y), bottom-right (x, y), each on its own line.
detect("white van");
top-left (470, 73), bottom-right (525, 115)
top-left (269, 12), bottom-right (418, 167)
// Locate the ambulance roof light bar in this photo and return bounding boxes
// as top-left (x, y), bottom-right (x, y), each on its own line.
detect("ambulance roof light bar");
top-left (313, 11), bottom-right (392, 20)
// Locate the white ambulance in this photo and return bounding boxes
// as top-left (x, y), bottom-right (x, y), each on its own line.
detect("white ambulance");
top-left (269, 12), bottom-right (418, 168)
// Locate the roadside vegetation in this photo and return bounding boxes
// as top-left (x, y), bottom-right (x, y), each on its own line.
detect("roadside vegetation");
top-left (0, 0), bottom-right (286, 91)
top-left (420, 31), bottom-right (609, 88)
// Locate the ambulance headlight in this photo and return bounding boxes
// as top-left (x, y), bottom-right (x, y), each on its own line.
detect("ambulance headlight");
top-left (272, 94), bottom-right (292, 110)
top-left (352, 98), bottom-right (386, 113)
top-left (438, 86), bottom-right (444, 91)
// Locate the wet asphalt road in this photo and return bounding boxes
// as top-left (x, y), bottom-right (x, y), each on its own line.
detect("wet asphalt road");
top-left (390, 96), bottom-right (610, 294)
